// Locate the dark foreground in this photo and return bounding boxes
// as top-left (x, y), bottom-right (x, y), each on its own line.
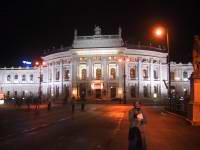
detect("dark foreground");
top-left (0, 104), bottom-right (200, 150)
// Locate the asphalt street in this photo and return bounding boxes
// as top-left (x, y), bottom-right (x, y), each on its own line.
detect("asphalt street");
top-left (0, 104), bottom-right (200, 150)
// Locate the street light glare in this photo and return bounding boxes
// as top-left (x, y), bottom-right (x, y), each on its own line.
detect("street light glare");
top-left (35, 61), bottom-right (39, 66)
top-left (155, 28), bottom-right (164, 36)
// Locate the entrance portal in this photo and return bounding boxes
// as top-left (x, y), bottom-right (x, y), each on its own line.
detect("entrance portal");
top-left (95, 89), bottom-right (101, 98)
top-left (110, 87), bottom-right (116, 98)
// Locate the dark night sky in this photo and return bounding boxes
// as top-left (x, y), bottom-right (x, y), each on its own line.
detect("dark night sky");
top-left (0, 0), bottom-right (200, 67)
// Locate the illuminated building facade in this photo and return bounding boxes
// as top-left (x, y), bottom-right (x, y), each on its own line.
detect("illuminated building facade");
top-left (0, 26), bottom-right (193, 102)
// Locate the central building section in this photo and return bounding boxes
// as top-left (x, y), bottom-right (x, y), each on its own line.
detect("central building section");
top-left (72, 26), bottom-right (124, 100)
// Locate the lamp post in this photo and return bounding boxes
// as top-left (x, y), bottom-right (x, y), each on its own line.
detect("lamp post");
top-left (35, 61), bottom-right (46, 101)
top-left (118, 57), bottom-right (130, 104)
top-left (154, 27), bottom-right (171, 110)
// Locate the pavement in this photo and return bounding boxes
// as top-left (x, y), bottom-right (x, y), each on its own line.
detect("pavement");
top-left (0, 104), bottom-right (200, 150)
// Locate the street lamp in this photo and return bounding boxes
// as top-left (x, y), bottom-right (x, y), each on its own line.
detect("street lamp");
top-left (118, 57), bottom-right (130, 104)
top-left (35, 61), bottom-right (47, 101)
top-left (154, 26), bottom-right (171, 110)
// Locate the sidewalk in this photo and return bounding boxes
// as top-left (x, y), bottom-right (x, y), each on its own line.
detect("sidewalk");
top-left (109, 105), bottom-right (200, 150)
top-left (0, 103), bottom-right (63, 111)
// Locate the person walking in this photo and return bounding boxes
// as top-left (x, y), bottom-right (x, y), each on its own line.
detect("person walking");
top-left (80, 91), bottom-right (86, 111)
top-left (128, 101), bottom-right (145, 150)
top-left (71, 96), bottom-right (75, 113)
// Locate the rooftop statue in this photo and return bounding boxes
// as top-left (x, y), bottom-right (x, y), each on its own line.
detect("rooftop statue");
top-left (193, 35), bottom-right (200, 74)
top-left (74, 29), bottom-right (78, 39)
top-left (94, 25), bottom-right (101, 35)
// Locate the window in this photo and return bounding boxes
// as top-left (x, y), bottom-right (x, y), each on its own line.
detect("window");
top-left (79, 64), bottom-right (87, 79)
top-left (64, 70), bottom-right (70, 80)
top-left (130, 86), bottom-right (136, 97)
top-left (96, 68), bottom-right (101, 80)
top-left (7, 91), bottom-right (10, 98)
top-left (22, 91), bottom-right (25, 97)
top-left (30, 74), bottom-right (33, 81)
top-left (170, 72), bottom-right (175, 80)
top-left (7, 75), bottom-right (11, 81)
top-left (143, 69), bottom-right (148, 79)
top-left (56, 71), bottom-right (60, 80)
top-left (22, 75), bottom-right (26, 81)
top-left (14, 91), bottom-right (17, 98)
top-left (110, 68), bottom-right (116, 79)
top-left (40, 74), bottom-right (43, 82)
top-left (81, 69), bottom-right (87, 80)
top-left (14, 75), bottom-right (18, 80)
top-left (154, 86), bottom-right (158, 93)
top-left (143, 86), bottom-right (148, 97)
top-left (130, 68), bottom-right (136, 79)
top-left (154, 70), bottom-right (158, 79)
top-left (183, 71), bottom-right (188, 79)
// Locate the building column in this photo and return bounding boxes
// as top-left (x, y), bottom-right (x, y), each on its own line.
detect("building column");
top-left (72, 57), bottom-right (78, 98)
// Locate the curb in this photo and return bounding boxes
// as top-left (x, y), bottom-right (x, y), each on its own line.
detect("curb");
top-left (164, 110), bottom-right (191, 124)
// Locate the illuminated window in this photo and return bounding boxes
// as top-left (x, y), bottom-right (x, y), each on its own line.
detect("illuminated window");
top-left (96, 68), bottom-right (101, 80)
top-left (109, 64), bottom-right (117, 79)
top-left (79, 64), bottom-right (87, 79)
top-left (130, 68), bottom-right (136, 79)
top-left (7, 75), bottom-right (11, 81)
top-left (110, 68), bottom-right (116, 79)
top-left (143, 69), bottom-right (148, 79)
top-left (22, 75), bottom-right (26, 81)
top-left (30, 74), bottom-right (33, 81)
top-left (170, 72), bottom-right (175, 80)
top-left (14, 75), bottom-right (18, 80)
top-left (64, 70), bottom-right (70, 80)
top-left (81, 69), bottom-right (87, 80)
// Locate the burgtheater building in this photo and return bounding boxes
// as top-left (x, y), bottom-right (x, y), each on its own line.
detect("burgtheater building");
top-left (0, 26), bottom-right (193, 102)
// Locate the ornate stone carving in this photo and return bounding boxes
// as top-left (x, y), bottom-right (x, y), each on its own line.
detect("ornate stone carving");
top-left (193, 35), bottom-right (200, 74)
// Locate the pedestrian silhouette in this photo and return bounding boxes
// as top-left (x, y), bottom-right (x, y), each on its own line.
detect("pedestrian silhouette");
top-left (71, 96), bottom-right (75, 113)
top-left (128, 102), bottom-right (145, 150)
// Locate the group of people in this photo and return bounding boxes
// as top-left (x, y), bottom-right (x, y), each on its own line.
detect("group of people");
top-left (128, 101), bottom-right (146, 150)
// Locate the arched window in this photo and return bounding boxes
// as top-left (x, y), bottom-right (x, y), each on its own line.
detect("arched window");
top-left (56, 71), bottom-right (60, 80)
top-left (81, 69), bottom-right (87, 80)
top-left (30, 74), bottom-right (33, 81)
top-left (14, 75), bottom-right (18, 80)
top-left (64, 70), bottom-right (70, 80)
top-left (154, 70), bottom-right (158, 79)
top-left (130, 68), bottom-right (136, 79)
top-left (183, 71), bottom-right (188, 79)
top-left (7, 75), bottom-right (11, 81)
top-left (22, 75), bottom-right (26, 81)
top-left (143, 69), bottom-right (148, 79)
top-left (110, 68), bottom-right (116, 79)
top-left (96, 68), bottom-right (101, 80)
